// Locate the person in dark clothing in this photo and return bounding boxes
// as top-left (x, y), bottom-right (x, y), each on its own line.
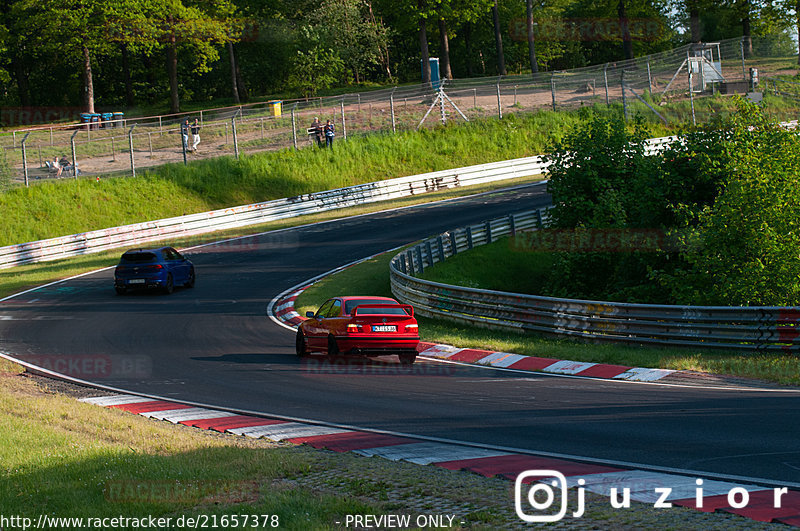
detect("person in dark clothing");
top-left (324, 120), bottom-right (335, 149)
top-left (311, 117), bottom-right (324, 147)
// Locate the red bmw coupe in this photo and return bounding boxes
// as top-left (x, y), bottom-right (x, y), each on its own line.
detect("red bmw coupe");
top-left (296, 296), bottom-right (420, 365)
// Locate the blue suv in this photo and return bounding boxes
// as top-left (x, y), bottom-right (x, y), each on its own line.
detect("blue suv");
top-left (114, 247), bottom-right (195, 295)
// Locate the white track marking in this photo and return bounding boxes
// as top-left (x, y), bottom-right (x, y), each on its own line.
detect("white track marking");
top-left (354, 442), bottom-right (511, 465)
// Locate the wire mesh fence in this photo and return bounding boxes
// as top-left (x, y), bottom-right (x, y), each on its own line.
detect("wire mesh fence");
top-left (0, 35), bottom-right (796, 188)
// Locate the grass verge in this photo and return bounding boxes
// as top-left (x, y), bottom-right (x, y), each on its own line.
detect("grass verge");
top-left (0, 360), bottom-right (774, 530)
top-left (294, 247), bottom-right (800, 386)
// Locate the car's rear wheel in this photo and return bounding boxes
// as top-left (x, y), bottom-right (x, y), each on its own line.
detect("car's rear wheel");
top-left (296, 329), bottom-right (308, 357)
top-left (184, 268), bottom-right (195, 288)
top-left (327, 335), bottom-right (340, 357)
top-left (399, 353), bottom-right (416, 366)
top-left (163, 274), bottom-right (174, 294)
top-left (115, 286), bottom-right (127, 295)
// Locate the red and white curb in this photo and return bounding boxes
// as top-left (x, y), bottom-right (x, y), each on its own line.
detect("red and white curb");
top-left (80, 393), bottom-right (800, 526)
top-left (271, 290), bottom-right (676, 383)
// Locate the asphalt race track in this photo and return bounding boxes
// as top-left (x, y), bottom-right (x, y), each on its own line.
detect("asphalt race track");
top-left (2, 182), bottom-right (799, 486)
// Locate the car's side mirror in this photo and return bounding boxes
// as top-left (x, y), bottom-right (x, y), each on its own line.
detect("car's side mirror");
top-left (306, 311), bottom-right (315, 318)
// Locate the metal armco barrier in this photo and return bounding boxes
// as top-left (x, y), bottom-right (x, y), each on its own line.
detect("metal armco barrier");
top-left (389, 210), bottom-right (800, 353)
top-left (1, 134), bottom-right (685, 270)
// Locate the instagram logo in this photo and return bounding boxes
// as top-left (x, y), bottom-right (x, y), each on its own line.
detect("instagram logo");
top-left (515, 470), bottom-right (585, 523)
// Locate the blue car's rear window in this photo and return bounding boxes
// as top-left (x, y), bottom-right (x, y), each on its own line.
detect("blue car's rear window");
top-left (121, 252), bottom-right (157, 263)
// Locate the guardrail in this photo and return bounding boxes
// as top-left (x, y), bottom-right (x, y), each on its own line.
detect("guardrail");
top-left (0, 155), bottom-right (555, 269)
top-left (389, 210), bottom-right (800, 353)
top-left (0, 133), bottom-right (679, 269)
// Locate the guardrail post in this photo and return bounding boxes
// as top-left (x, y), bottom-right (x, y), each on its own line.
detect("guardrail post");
top-left (449, 232), bottom-right (458, 255)
top-left (406, 250), bottom-right (416, 275)
top-left (485, 220), bottom-right (492, 244)
top-left (70, 130), bottom-right (79, 180)
top-left (536, 209), bottom-right (543, 229)
top-left (416, 246), bottom-right (425, 273)
top-left (425, 241), bottom-right (434, 265)
top-left (128, 124), bottom-right (136, 178)
top-left (509, 214), bottom-right (516, 236)
top-left (466, 226), bottom-right (473, 249)
top-left (399, 257), bottom-right (407, 274)
top-left (436, 235), bottom-right (445, 260)
top-left (20, 132), bottom-right (31, 187)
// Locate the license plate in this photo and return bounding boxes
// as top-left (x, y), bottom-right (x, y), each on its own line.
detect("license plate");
top-left (372, 325), bottom-right (396, 332)
top-left (128, 279), bottom-right (145, 285)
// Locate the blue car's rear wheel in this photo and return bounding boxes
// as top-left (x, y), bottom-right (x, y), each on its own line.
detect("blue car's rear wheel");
top-left (163, 274), bottom-right (174, 294)
top-left (184, 268), bottom-right (195, 288)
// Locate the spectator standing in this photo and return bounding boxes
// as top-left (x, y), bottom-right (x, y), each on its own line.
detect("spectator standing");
top-left (180, 119), bottom-right (190, 152)
top-left (324, 120), bottom-right (335, 149)
top-left (191, 119), bottom-right (201, 152)
top-left (311, 117), bottom-right (324, 147)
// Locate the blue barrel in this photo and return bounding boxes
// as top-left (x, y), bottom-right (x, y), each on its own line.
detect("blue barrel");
top-left (113, 112), bottom-right (124, 128)
top-left (101, 113), bottom-right (113, 128)
top-left (80, 113), bottom-right (92, 129)
top-left (90, 114), bottom-right (101, 130)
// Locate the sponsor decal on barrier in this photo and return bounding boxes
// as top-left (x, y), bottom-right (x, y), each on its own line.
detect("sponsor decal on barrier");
top-left (1, 106), bottom-right (83, 127)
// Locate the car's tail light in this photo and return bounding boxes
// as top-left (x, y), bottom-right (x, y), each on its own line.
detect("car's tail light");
top-left (405, 324), bottom-right (418, 332)
top-left (347, 324), bottom-right (362, 333)
top-left (145, 264), bottom-right (163, 270)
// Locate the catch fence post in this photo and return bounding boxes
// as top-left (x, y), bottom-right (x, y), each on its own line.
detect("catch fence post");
top-left (496, 83), bottom-right (502, 119)
top-left (21, 132), bottom-right (31, 187)
top-left (551, 73), bottom-right (557, 111)
top-left (341, 101), bottom-right (347, 140)
top-left (291, 105), bottom-right (298, 150)
top-left (232, 115), bottom-right (239, 159)
top-left (128, 124), bottom-right (136, 178)
top-left (70, 130), bottom-right (79, 180)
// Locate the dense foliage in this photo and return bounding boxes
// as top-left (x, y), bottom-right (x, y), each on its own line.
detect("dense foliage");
top-left (542, 100), bottom-right (800, 307)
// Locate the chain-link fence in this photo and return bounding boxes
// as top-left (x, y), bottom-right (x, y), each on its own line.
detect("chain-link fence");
top-left (0, 35), bottom-right (796, 188)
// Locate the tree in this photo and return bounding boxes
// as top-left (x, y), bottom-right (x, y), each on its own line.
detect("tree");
top-left (491, 0), bottom-right (506, 75)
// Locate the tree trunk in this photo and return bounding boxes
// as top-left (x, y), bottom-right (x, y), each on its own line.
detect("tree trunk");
top-left (419, 1), bottom-right (431, 85)
top-left (689, 2), bottom-right (701, 43)
top-left (463, 22), bottom-right (474, 78)
top-left (167, 28), bottom-right (179, 114)
top-left (120, 43), bottom-right (134, 107)
top-left (526, 0), bottom-right (537, 74)
top-left (438, 17), bottom-right (452, 79)
top-left (227, 41), bottom-right (240, 104)
top-left (618, 0), bottom-right (633, 60)
top-left (492, 0), bottom-right (506, 75)
top-left (82, 45), bottom-right (95, 113)
top-left (11, 54), bottom-right (30, 107)
top-left (234, 47), bottom-right (250, 103)
top-left (742, 0), bottom-right (753, 58)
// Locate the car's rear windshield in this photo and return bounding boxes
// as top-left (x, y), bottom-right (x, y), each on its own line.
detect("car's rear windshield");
top-left (345, 299), bottom-right (408, 315)
top-left (121, 252), bottom-right (157, 263)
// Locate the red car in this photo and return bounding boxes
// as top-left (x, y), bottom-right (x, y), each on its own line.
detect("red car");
top-left (296, 296), bottom-right (420, 365)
